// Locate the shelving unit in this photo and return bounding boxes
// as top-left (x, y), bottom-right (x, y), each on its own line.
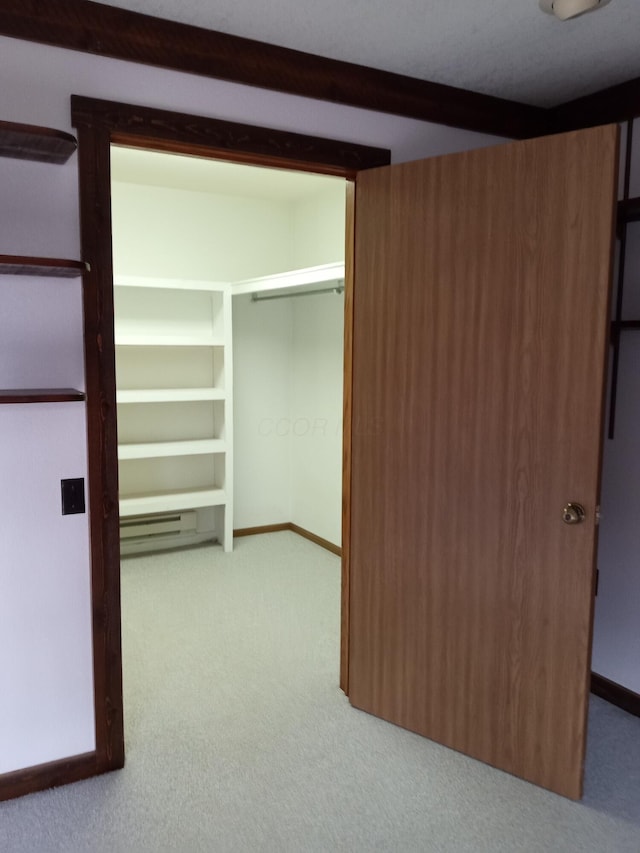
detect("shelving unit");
top-left (114, 275), bottom-right (233, 553)
top-left (232, 261), bottom-right (344, 297)
top-left (0, 123), bottom-right (85, 405)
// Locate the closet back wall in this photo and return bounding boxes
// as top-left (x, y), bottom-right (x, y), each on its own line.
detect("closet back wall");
top-left (111, 173), bottom-right (346, 545)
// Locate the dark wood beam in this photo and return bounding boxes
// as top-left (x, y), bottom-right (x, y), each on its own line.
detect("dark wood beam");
top-left (0, 0), bottom-right (550, 140)
top-left (554, 76), bottom-right (640, 132)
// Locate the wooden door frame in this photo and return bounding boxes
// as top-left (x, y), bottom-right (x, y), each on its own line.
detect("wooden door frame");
top-left (69, 95), bottom-right (390, 778)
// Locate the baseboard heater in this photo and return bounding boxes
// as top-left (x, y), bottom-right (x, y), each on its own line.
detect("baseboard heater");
top-left (120, 511), bottom-right (198, 541)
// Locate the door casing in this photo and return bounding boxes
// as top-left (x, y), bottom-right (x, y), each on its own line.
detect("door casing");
top-left (69, 95), bottom-right (389, 778)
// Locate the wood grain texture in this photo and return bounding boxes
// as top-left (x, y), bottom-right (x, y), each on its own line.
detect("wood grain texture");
top-left (0, 119), bottom-right (77, 163)
top-left (288, 524), bottom-right (342, 557)
top-left (0, 752), bottom-right (98, 803)
top-left (71, 96), bottom-right (390, 176)
top-left (75, 122), bottom-right (125, 774)
top-left (0, 256), bottom-right (87, 277)
top-left (340, 181), bottom-right (355, 694)
top-left (233, 523), bottom-right (291, 538)
top-left (348, 126), bottom-right (619, 800)
top-left (0, 388), bottom-right (85, 403)
top-left (71, 98), bottom-right (375, 795)
top-left (234, 523), bottom-right (342, 556)
top-left (1, 1), bottom-right (549, 140)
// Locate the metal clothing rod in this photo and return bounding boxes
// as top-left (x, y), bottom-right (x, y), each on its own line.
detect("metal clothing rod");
top-left (251, 284), bottom-right (344, 302)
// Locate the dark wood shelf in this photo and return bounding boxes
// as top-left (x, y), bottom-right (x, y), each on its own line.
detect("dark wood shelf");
top-left (617, 197), bottom-right (640, 224)
top-left (610, 319), bottom-right (640, 340)
top-left (0, 255), bottom-right (88, 278)
top-left (0, 388), bottom-right (86, 404)
top-left (0, 120), bottom-right (77, 164)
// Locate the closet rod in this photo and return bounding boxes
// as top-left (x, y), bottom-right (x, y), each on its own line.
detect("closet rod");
top-left (251, 284), bottom-right (344, 302)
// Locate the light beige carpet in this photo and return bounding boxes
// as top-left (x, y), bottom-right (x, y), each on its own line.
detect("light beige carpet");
top-left (1, 531), bottom-right (639, 852)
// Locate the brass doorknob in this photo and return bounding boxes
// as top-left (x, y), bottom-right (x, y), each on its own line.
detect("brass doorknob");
top-left (563, 503), bottom-right (586, 524)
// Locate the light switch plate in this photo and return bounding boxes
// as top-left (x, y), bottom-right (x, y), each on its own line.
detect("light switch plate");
top-left (61, 478), bottom-right (86, 515)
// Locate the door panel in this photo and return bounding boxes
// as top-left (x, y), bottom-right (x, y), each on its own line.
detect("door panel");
top-left (348, 126), bottom-right (618, 799)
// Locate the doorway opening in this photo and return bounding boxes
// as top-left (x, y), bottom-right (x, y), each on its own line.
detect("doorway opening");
top-left (71, 94), bottom-right (390, 776)
top-left (110, 145), bottom-right (347, 560)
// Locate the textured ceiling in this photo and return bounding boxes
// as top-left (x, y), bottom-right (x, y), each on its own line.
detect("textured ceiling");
top-left (99, 0), bottom-right (639, 107)
top-left (111, 146), bottom-right (343, 200)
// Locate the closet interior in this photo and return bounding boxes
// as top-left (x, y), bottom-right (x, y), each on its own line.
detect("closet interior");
top-left (110, 146), bottom-right (346, 556)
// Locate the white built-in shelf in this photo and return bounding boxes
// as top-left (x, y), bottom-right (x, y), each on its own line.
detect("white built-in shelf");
top-left (114, 275), bottom-right (228, 292)
top-left (117, 388), bottom-right (226, 404)
top-left (118, 439), bottom-right (226, 460)
top-left (115, 334), bottom-right (224, 347)
top-left (120, 487), bottom-right (227, 517)
top-left (232, 262), bottom-right (344, 296)
top-left (115, 274), bottom-right (233, 552)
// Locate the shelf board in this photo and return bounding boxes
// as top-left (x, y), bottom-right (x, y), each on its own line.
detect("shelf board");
top-left (115, 334), bottom-right (223, 347)
top-left (118, 439), bottom-right (226, 460)
top-left (0, 388), bottom-right (85, 404)
top-left (611, 320), bottom-right (640, 339)
top-left (0, 255), bottom-right (88, 278)
top-left (0, 120), bottom-right (77, 164)
top-left (120, 487), bottom-right (227, 517)
top-left (117, 388), bottom-right (225, 404)
top-left (232, 261), bottom-right (345, 296)
top-left (618, 197), bottom-right (640, 224)
top-left (114, 274), bottom-right (228, 292)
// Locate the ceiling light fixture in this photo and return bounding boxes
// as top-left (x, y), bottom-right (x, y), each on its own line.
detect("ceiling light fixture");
top-left (539, 0), bottom-right (612, 20)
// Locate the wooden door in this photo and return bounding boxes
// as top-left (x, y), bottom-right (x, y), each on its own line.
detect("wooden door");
top-left (348, 126), bottom-right (618, 800)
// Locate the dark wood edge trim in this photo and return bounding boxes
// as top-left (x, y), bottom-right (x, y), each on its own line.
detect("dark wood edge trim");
top-left (111, 134), bottom-right (360, 181)
top-left (72, 101), bottom-right (374, 795)
top-left (340, 181), bottom-right (355, 696)
top-left (618, 196), bottom-right (640, 223)
top-left (72, 96), bottom-right (391, 174)
top-left (0, 388), bottom-right (85, 403)
top-left (288, 523), bottom-right (342, 557)
top-left (2, 0), bottom-right (549, 139)
top-left (0, 752), bottom-right (100, 803)
top-left (591, 672), bottom-right (640, 718)
top-left (233, 523), bottom-right (291, 537)
top-left (0, 255), bottom-right (87, 277)
top-left (75, 122), bottom-right (125, 773)
top-left (234, 522), bottom-right (342, 557)
top-left (0, 119), bottom-right (77, 163)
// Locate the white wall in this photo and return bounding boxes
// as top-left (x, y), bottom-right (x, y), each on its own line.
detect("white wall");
top-left (592, 120), bottom-right (640, 694)
top-left (0, 272), bottom-right (94, 768)
top-left (112, 182), bottom-right (294, 281)
top-left (291, 183), bottom-right (347, 269)
top-left (0, 403), bottom-right (94, 773)
top-left (233, 295), bottom-right (294, 529)
top-left (232, 182), bottom-right (346, 539)
top-left (0, 30), bottom-right (507, 777)
top-left (290, 292), bottom-right (345, 544)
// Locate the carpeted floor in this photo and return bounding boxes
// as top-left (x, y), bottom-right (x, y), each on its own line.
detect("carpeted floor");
top-left (1, 531), bottom-right (639, 852)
